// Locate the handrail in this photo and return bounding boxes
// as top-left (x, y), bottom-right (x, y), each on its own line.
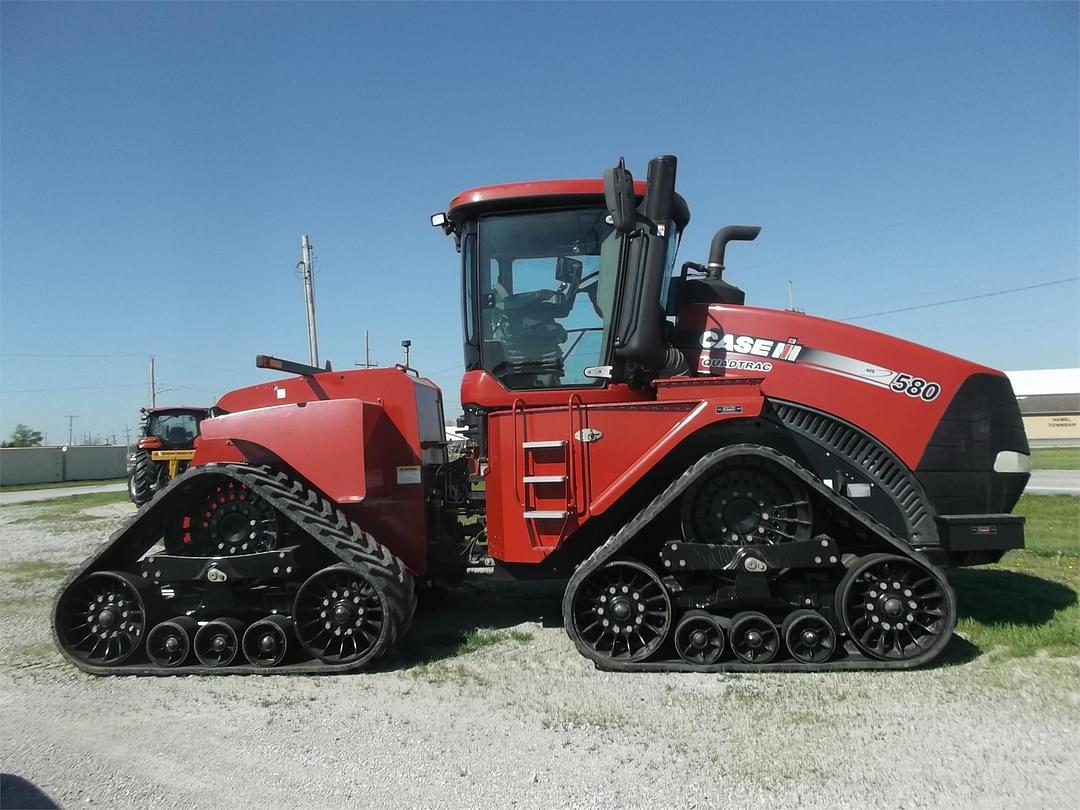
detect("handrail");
top-left (566, 392), bottom-right (584, 515)
top-left (511, 397), bottom-right (526, 507)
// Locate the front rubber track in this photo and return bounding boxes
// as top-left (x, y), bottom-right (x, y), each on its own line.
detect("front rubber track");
top-left (52, 463), bottom-right (417, 676)
top-left (561, 444), bottom-right (956, 673)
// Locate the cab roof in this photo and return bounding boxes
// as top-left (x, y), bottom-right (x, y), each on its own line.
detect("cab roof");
top-left (447, 179), bottom-right (690, 228)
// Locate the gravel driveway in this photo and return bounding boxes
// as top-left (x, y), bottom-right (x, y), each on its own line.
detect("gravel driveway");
top-left (1, 501), bottom-right (1077, 809)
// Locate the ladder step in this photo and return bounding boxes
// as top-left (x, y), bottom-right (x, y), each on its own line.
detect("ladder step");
top-left (522, 440), bottom-right (566, 450)
top-left (523, 475), bottom-right (567, 484)
top-left (523, 510), bottom-right (569, 519)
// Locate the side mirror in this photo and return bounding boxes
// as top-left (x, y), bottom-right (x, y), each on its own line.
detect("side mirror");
top-left (603, 158), bottom-right (637, 234)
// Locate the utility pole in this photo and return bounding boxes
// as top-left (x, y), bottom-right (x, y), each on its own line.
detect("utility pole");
top-left (123, 425), bottom-right (132, 446)
top-left (65, 415), bottom-right (77, 446)
top-left (149, 355), bottom-right (157, 407)
top-left (299, 235), bottom-right (320, 367)
top-left (786, 281), bottom-right (804, 313)
top-left (355, 330), bottom-right (378, 368)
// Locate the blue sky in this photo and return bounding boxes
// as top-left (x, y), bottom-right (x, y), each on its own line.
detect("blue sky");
top-left (2, 1), bottom-right (1077, 445)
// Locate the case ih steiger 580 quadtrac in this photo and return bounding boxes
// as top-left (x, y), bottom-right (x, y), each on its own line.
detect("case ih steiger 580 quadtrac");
top-left (127, 407), bottom-right (210, 506)
top-left (54, 156), bottom-right (1030, 674)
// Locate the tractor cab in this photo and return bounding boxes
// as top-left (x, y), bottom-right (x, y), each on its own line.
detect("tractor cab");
top-left (436, 156), bottom-right (761, 402)
top-left (139, 406), bottom-right (208, 450)
top-left (128, 406), bottom-right (210, 505)
top-left (438, 168), bottom-right (692, 395)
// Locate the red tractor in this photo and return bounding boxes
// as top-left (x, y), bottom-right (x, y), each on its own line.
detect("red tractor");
top-left (54, 156), bottom-right (1030, 674)
top-left (127, 406), bottom-right (210, 506)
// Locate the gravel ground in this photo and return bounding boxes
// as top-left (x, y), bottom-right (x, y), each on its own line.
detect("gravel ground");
top-left (1, 501), bottom-right (1078, 809)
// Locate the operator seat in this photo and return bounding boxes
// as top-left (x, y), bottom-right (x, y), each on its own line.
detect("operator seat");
top-left (491, 289), bottom-right (568, 388)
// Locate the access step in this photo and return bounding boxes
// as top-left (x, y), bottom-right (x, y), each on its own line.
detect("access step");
top-left (523, 475), bottom-right (567, 484)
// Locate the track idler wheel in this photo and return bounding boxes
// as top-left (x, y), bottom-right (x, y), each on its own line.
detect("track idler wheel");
top-left (55, 571), bottom-right (152, 666)
top-left (730, 611), bottom-right (780, 665)
top-left (838, 553), bottom-right (956, 662)
top-left (782, 610), bottom-right (836, 664)
top-left (242, 615), bottom-right (293, 668)
top-left (569, 559), bottom-right (672, 664)
top-left (182, 480), bottom-right (280, 556)
top-left (674, 610), bottom-right (725, 665)
top-left (681, 457), bottom-right (813, 546)
top-left (293, 565), bottom-right (392, 667)
top-left (146, 616), bottom-right (196, 668)
top-left (194, 618), bottom-right (244, 667)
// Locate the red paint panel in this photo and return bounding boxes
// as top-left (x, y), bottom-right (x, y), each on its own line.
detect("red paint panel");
top-left (460, 369), bottom-right (650, 412)
top-left (486, 386), bottom-right (765, 565)
top-left (676, 305), bottom-right (1000, 468)
top-left (194, 366), bottom-right (442, 576)
top-left (197, 400), bottom-right (375, 503)
top-left (449, 179), bottom-right (647, 213)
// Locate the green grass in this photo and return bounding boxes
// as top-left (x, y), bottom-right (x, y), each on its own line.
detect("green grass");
top-left (5, 558), bottom-right (72, 584)
top-left (408, 628), bottom-right (533, 684)
top-left (950, 493), bottom-right (1078, 658)
top-left (1, 490), bottom-right (130, 528)
top-left (1030, 447), bottom-right (1080, 470)
top-left (0, 477), bottom-right (126, 493)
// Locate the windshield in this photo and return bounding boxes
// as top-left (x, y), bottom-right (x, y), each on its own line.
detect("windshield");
top-left (476, 208), bottom-right (618, 389)
top-left (148, 412), bottom-right (202, 445)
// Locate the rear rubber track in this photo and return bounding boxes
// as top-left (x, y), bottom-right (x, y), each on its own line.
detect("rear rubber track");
top-left (562, 444), bottom-right (956, 673)
top-left (52, 463), bottom-right (416, 675)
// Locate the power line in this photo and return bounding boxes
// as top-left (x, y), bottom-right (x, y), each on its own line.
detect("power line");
top-left (840, 276), bottom-right (1080, 321)
top-left (0, 352), bottom-right (146, 358)
top-left (0, 383), bottom-right (147, 394)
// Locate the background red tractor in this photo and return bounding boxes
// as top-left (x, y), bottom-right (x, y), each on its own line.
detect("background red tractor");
top-left (127, 406), bottom-right (209, 506)
top-left (55, 155), bottom-right (1029, 675)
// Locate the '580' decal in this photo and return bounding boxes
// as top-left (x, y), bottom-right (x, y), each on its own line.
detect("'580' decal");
top-left (890, 373), bottom-right (940, 401)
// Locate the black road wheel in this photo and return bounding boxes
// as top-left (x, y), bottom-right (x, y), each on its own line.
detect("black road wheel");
top-left (194, 618), bottom-right (243, 667)
top-left (242, 615), bottom-right (292, 667)
top-left (570, 559), bottom-right (672, 664)
top-left (838, 553), bottom-right (955, 662)
top-left (782, 609), bottom-right (836, 664)
top-left (146, 616), bottom-right (196, 668)
top-left (730, 611), bottom-right (780, 664)
top-left (681, 457), bottom-right (813, 546)
top-left (129, 451), bottom-right (159, 506)
top-left (181, 479), bottom-right (280, 556)
top-left (293, 565), bottom-right (394, 666)
top-left (55, 571), bottom-right (152, 666)
top-left (674, 610), bottom-right (725, 665)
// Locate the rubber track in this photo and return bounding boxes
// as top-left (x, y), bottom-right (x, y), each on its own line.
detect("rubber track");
top-left (52, 463), bottom-right (417, 676)
top-left (561, 444), bottom-right (956, 673)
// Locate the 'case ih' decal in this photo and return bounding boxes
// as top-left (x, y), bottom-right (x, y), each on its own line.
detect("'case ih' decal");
top-left (696, 332), bottom-right (941, 401)
top-left (700, 331), bottom-right (803, 360)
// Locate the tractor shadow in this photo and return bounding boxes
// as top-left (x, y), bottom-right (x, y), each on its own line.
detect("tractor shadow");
top-left (384, 568), bottom-right (1078, 670)
top-left (384, 573), bottom-right (567, 670)
top-left (940, 567), bottom-right (1077, 665)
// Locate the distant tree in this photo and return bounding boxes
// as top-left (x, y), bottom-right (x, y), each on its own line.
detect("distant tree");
top-left (4, 424), bottom-right (44, 447)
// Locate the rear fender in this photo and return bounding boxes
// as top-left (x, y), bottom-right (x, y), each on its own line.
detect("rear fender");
top-left (193, 399), bottom-right (382, 504)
